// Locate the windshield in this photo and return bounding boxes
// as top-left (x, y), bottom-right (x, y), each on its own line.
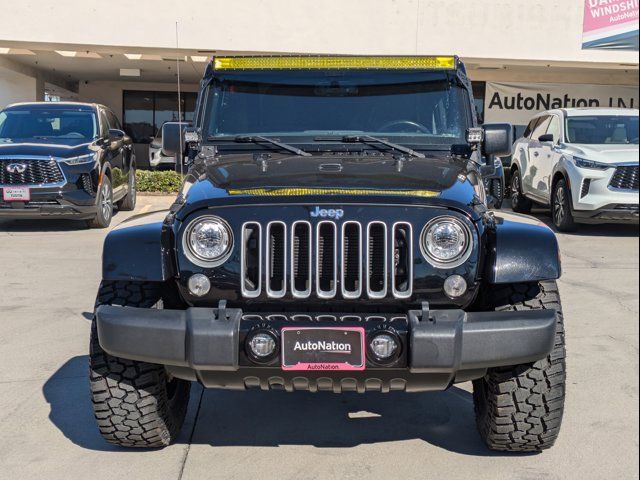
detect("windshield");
top-left (565, 115), bottom-right (639, 145)
top-left (205, 71), bottom-right (471, 146)
top-left (0, 108), bottom-right (97, 142)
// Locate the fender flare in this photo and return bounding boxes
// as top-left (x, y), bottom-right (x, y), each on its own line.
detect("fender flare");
top-left (486, 212), bottom-right (561, 284)
top-left (102, 211), bottom-right (173, 282)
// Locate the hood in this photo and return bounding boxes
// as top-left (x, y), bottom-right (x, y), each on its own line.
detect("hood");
top-left (0, 138), bottom-right (97, 159)
top-left (561, 143), bottom-right (639, 165)
top-left (177, 151), bottom-right (481, 220)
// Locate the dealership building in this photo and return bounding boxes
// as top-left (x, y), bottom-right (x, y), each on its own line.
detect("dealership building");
top-left (1, 0), bottom-right (638, 166)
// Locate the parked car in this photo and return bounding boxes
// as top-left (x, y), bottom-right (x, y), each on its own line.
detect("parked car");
top-left (511, 108), bottom-right (639, 231)
top-left (0, 102), bottom-right (136, 228)
top-left (90, 55), bottom-right (566, 452)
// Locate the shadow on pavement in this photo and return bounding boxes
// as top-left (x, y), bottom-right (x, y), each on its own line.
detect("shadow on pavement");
top-left (45, 356), bottom-right (528, 457)
top-left (0, 218), bottom-right (92, 232)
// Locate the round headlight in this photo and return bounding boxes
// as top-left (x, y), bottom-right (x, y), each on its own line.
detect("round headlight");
top-left (184, 216), bottom-right (233, 266)
top-left (421, 217), bottom-right (472, 267)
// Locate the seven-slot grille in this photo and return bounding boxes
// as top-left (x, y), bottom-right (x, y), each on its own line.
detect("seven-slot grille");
top-left (0, 159), bottom-right (65, 186)
top-left (609, 165), bottom-right (639, 191)
top-left (241, 221), bottom-right (413, 300)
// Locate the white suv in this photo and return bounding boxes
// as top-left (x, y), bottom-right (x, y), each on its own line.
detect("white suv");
top-left (511, 108), bottom-right (639, 231)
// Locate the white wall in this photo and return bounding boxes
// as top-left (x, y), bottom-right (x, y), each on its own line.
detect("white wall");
top-left (0, 67), bottom-right (38, 109)
top-left (3, 0), bottom-right (638, 66)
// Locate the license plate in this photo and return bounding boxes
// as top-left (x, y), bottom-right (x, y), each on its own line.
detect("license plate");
top-left (281, 327), bottom-right (366, 371)
top-left (2, 187), bottom-right (30, 202)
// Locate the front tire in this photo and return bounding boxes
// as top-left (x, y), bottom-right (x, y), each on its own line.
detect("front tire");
top-left (552, 179), bottom-right (577, 232)
top-left (90, 281), bottom-right (190, 448)
top-left (510, 169), bottom-right (532, 214)
top-left (473, 281), bottom-right (566, 452)
top-left (88, 176), bottom-right (114, 229)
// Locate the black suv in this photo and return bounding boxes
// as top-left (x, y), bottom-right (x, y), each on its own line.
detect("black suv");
top-left (91, 56), bottom-right (566, 451)
top-left (0, 102), bottom-right (137, 228)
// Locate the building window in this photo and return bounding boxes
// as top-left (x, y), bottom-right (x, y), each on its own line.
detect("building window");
top-left (471, 82), bottom-right (486, 124)
top-left (123, 90), bottom-right (197, 144)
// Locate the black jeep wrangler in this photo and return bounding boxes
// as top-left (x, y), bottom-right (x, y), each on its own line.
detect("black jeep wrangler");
top-left (91, 56), bottom-right (566, 452)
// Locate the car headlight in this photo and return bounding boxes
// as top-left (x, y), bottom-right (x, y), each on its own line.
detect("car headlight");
top-left (183, 216), bottom-right (233, 266)
top-left (573, 157), bottom-right (612, 171)
top-left (420, 216), bottom-right (473, 268)
top-left (63, 154), bottom-right (96, 166)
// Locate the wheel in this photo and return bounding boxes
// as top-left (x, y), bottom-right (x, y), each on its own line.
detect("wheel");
top-left (88, 176), bottom-right (114, 229)
top-left (473, 281), bottom-right (566, 452)
top-left (510, 169), bottom-right (532, 214)
top-left (117, 167), bottom-right (137, 212)
top-left (90, 281), bottom-right (191, 448)
top-left (552, 179), bottom-right (577, 232)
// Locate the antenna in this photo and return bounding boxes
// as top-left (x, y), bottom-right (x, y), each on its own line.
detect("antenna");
top-left (175, 21), bottom-right (184, 177)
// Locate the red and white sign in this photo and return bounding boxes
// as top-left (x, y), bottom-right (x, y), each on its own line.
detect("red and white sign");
top-left (582, 0), bottom-right (639, 50)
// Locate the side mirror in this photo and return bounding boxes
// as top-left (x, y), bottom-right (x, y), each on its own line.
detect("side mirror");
top-left (538, 133), bottom-right (554, 144)
top-left (108, 128), bottom-right (125, 139)
top-left (161, 122), bottom-right (188, 157)
top-left (482, 123), bottom-right (513, 158)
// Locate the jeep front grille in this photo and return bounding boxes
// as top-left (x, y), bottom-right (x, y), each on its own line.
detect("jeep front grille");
top-left (609, 165), bottom-right (639, 191)
top-left (241, 220), bottom-right (413, 300)
top-left (0, 159), bottom-right (65, 186)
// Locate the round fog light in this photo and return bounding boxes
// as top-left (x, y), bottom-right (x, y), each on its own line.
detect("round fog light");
top-left (188, 274), bottom-right (211, 297)
top-left (247, 332), bottom-right (277, 360)
top-left (444, 275), bottom-right (468, 299)
top-left (369, 333), bottom-right (399, 361)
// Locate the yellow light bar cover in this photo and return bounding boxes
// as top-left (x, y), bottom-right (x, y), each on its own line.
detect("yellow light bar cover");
top-left (213, 56), bottom-right (456, 70)
top-left (228, 187), bottom-right (439, 198)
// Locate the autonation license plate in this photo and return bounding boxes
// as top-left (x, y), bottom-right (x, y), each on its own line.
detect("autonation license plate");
top-left (2, 187), bottom-right (30, 202)
top-left (281, 327), bottom-right (366, 371)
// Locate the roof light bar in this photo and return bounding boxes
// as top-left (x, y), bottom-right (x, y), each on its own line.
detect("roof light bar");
top-left (213, 56), bottom-right (457, 70)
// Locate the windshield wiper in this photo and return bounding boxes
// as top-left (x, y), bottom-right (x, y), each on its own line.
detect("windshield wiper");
top-left (317, 135), bottom-right (425, 158)
top-left (229, 135), bottom-right (312, 157)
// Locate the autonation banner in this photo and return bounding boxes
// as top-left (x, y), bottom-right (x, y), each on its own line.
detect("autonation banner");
top-left (484, 82), bottom-right (639, 125)
top-left (582, 0), bottom-right (639, 50)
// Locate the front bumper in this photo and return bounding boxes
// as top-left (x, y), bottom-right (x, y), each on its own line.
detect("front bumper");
top-left (95, 305), bottom-right (558, 392)
top-left (573, 203), bottom-right (639, 224)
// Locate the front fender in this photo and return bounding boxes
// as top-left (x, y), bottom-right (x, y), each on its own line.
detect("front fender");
top-left (486, 212), bottom-right (561, 284)
top-left (102, 211), bottom-right (173, 282)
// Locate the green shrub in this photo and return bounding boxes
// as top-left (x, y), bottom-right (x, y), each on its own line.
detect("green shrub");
top-left (136, 170), bottom-right (183, 194)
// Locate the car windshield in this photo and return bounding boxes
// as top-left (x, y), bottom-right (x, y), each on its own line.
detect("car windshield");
top-left (565, 115), bottom-right (639, 145)
top-left (0, 108), bottom-right (97, 141)
top-left (204, 71), bottom-right (471, 146)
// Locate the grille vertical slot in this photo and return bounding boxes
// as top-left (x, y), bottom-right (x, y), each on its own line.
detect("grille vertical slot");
top-left (291, 221), bottom-right (312, 298)
top-left (341, 222), bottom-right (362, 298)
top-left (241, 223), bottom-right (262, 298)
top-left (392, 222), bottom-right (413, 298)
top-left (316, 221), bottom-right (337, 298)
top-left (609, 165), bottom-right (639, 191)
top-left (266, 222), bottom-right (287, 298)
top-left (367, 222), bottom-right (387, 298)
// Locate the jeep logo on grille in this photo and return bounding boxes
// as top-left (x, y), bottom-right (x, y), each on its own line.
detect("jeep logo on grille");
top-left (6, 163), bottom-right (27, 174)
top-left (310, 206), bottom-right (344, 220)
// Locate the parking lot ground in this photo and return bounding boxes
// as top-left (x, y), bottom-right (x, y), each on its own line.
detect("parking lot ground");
top-left (0, 199), bottom-right (638, 480)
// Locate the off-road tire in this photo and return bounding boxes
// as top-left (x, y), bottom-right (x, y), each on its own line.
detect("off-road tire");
top-left (90, 281), bottom-right (190, 448)
top-left (552, 179), bottom-right (577, 232)
top-left (117, 167), bottom-right (137, 212)
top-left (510, 168), bottom-right (533, 214)
top-left (473, 281), bottom-right (566, 452)
top-left (88, 176), bottom-right (113, 229)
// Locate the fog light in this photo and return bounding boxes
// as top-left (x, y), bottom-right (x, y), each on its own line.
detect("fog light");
top-left (188, 274), bottom-right (211, 297)
top-left (247, 332), bottom-right (277, 359)
top-left (369, 333), bottom-right (399, 361)
top-left (444, 275), bottom-right (468, 298)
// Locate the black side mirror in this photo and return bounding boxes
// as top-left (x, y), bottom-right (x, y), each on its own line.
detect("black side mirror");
top-left (538, 133), bottom-right (554, 144)
top-left (482, 123), bottom-right (513, 158)
top-left (162, 122), bottom-right (188, 157)
top-left (108, 128), bottom-right (125, 139)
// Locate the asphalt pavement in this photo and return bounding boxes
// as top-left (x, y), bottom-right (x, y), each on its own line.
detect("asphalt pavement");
top-left (0, 198), bottom-right (638, 480)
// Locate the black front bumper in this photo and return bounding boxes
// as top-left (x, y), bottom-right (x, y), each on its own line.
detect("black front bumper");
top-left (0, 187), bottom-right (97, 220)
top-left (95, 305), bottom-right (558, 392)
top-left (574, 204), bottom-right (640, 224)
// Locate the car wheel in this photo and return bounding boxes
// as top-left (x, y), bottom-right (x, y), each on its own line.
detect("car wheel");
top-left (117, 168), bottom-right (137, 212)
top-left (473, 281), bottom-right (566, 452)
top-left (510, 169), bottom-right (532, 214)
top-left (552, 179), bottom-right (577, 232)
top-left (89, 176), bottom-right (113, 229)
top-left (90, 281), bottom-right (190, 448)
